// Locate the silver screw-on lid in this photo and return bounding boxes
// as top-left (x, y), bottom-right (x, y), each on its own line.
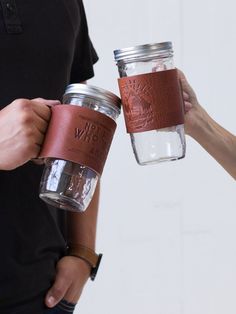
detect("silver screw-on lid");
top-left (114, 41), bottom-right (173, 62)
top-left (64, 84), bottom-right (121, 110)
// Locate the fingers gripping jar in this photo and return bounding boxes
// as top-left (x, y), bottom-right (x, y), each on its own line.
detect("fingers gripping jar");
top-left (39, 84), bottom-right (121, 212)
top-left (114, 42), bottom-right (186, 165)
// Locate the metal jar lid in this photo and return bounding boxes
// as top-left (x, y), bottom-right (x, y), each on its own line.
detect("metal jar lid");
top-left (114, 41), bottom-right (173, 62)
top-left (64, 84), bottom-right (121, 111)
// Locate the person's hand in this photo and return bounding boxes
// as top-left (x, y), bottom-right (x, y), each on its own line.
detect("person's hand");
top-left (178, 70), bottom-right (209, 138)
top-left (0, 98), bottom-right (59, 170)
top-left (179, 69), bottom-right (236, 179)
top-left (45, 256), bottom-right (91, 308)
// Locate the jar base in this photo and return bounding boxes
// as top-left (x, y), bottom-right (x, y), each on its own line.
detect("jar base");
top-left (39, 192), bottom-right (86, 213)
top-left (39, 159), bottom-right (99, 212)
top-left (136, 153), bottom-right (185, 166)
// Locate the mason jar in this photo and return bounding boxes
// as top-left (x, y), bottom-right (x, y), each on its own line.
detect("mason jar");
top-left (39, 84), bottom-right (121, 212)
top-left (114, 41), bottom-right (185, 165)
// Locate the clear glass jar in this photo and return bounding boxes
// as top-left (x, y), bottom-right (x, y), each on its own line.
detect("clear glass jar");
top-left (39, 84), bottom-right (121, 212)
top-left (114, 42), bottom-right (186, 165)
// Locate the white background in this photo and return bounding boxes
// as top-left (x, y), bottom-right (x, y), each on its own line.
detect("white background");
top-left (76, 1), bottom-right (236, 313)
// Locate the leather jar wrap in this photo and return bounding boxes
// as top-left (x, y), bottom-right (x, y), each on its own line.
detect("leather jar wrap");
top-left (39, 105), bottom-right (117, 175)
top-left (118, 69), bottom-right (184, 133)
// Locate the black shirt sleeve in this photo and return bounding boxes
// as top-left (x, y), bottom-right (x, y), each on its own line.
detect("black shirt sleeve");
top-left (70, 0), bottom-right (98, 83)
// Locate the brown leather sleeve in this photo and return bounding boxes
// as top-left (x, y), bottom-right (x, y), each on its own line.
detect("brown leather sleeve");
top-left (118, 69), bottom-right (184, 133)
top-left (39, 105), bottom-right (117, 175)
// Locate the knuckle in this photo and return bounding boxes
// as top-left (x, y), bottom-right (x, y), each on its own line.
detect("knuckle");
top-left (13, 98), bottom-right (30, 109)
top-left (22, 126), bottom-right (34, 138)
top-left (33, 97), bottom-right (43, 101)
top-left (18, 111), bottom-right (33, 126)
top-left (13, 100), bottom-right (34, 126)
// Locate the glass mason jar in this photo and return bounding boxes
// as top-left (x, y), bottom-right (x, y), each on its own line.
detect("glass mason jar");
top-left (114, 41), bottom-right (186, 165)
top-left (39, 84), bottom-right (121, 212)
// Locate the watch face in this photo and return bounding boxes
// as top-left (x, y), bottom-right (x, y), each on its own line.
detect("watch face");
top-left (91, 254), bottom-right (103, 281)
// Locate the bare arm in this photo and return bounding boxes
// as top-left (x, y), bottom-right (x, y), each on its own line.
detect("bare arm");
top-left (179, 70), bottom-right (236, 179)
top-left (67, 181), bottom-right (99, 250)
top-left (45, 182), bottom-right (100, 307)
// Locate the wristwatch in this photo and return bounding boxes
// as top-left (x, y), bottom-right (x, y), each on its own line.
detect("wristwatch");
top-left (67, 244), bottom-right (102, 281)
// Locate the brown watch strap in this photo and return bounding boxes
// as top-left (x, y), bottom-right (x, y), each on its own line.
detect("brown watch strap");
top-left (68, 244), bottom-right (99, 268)
top-left (68, 244), bottom-right (102, 281)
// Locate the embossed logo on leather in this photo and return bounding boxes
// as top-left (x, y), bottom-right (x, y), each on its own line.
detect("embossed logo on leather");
top-left (39, 105), bottom-right (117, 175)
top-left (119, 78), bottom-right (154, 131)
top-left (118, 69), bottom-right (184, 133)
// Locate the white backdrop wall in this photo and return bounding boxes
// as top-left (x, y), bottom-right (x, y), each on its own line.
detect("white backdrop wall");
top-left (76, 1), bottom-right (236, 313)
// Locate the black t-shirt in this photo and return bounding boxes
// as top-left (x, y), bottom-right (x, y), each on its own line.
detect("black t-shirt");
top-left (0, 1), bottom-right (98, 313)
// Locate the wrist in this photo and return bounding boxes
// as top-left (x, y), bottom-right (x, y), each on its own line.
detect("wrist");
top-left (186, 104), bottom-right (213, 141)
top-left (70, 256), bottom-right (91, 279)
top-left (67, 244), bottom-right (102, 281)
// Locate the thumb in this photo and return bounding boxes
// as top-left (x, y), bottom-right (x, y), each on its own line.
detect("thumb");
top-left (177, 69), bottom-right (197, 100)
top-left (45, 273), bottom-right (70, 308)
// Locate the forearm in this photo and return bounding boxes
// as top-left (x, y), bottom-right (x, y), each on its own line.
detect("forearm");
top-left (66, 181), bottom-right (100, 250)
top-left (189, 107), bottom-right (236, 179)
